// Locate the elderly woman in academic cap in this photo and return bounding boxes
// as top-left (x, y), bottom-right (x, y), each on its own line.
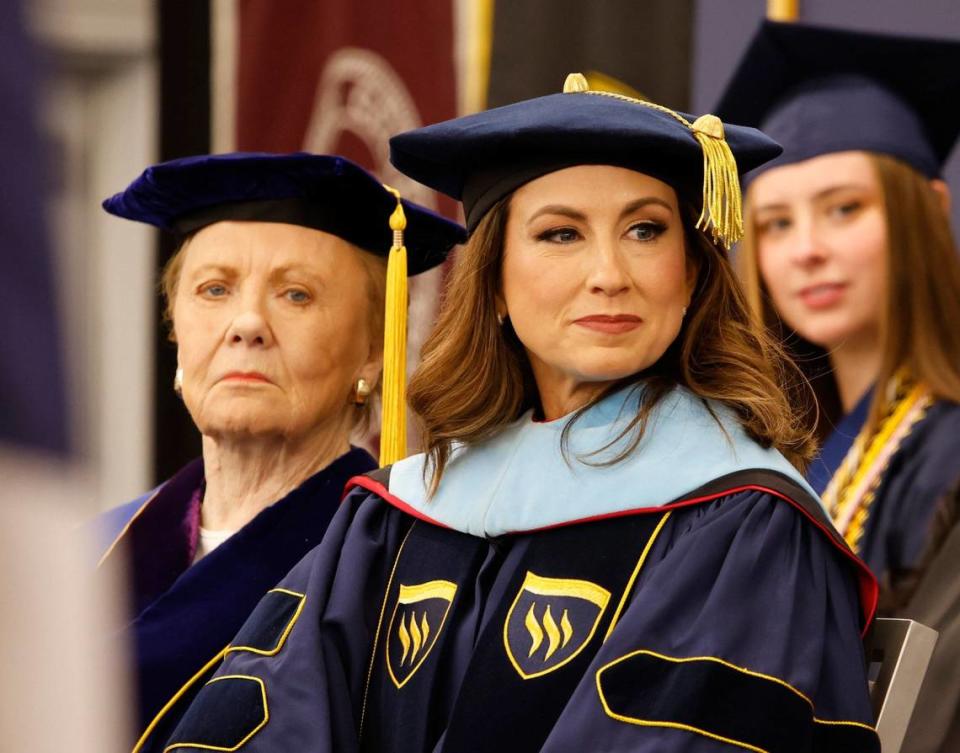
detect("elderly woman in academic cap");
top-left (95, 153), bottom-right (464, 742)
top-left (150, 80), bottom-right (879, 752)
top-left (720, 22), bottom-right (960, 753)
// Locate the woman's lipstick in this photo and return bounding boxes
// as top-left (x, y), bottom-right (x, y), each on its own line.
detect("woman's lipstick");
top-left (221, 371), bottom-right (271, 384)
top-left (798, 283), bottom-right (846, 310)
top-left (573, 314), bottom-right (642, 334)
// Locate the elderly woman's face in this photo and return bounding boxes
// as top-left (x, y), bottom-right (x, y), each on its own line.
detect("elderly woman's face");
top-left (172, 221), bottom-right (382, 442)
top-left (501, 165), bottom-right (694, 397)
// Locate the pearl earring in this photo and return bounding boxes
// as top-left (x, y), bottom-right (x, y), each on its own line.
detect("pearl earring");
top-left (173, 367), bottom-right (184, 395)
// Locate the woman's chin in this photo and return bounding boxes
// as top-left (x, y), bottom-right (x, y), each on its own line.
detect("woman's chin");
top-left (792, 322), bottom-right (858, 351)
top-left (566, 350), bottom-right (659, 383)
top-left (192, 404), bottom-right (291, 441)
top-left (779, 306), bottom-right (865, 350)
top-left (569, 363), bottom-right (653, 385)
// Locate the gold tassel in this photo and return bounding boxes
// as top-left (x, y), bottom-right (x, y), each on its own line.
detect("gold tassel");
top-left (380, 186), bottom-right (408, 467)
top-left (691, 114), bottom-right (743, 248)
top-left (562, 73), bottom-right (744, 249)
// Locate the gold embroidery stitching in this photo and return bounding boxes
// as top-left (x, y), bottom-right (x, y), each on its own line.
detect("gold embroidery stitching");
top-left (594, 648), bottom-right (879, 749)
top-left (503, 571), bottom-right (611, 680)
top-left (131, 647), bottom-right (229, 753)
top-left (225, 588), bottom-right (306, 657)
top-left (604, 511), bottom-right (672, 641)
top-left (163, 675), bottom-right (269, 752)
top-left (385, 580), bottom-right (458, 689)
top-left (358, 522), bottom-right (415, 740)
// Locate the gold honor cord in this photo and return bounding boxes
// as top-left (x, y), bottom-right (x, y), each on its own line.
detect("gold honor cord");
top-left (380, 186), bottom-right (409, 467)
top-left (562, 72), bottom-right (744, 249)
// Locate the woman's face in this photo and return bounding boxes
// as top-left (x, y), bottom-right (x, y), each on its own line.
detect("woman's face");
top-left (751, 151), bottom-right (888, 351)
top-left (500, 165), bottom-right (694, 403)
top-left (172, 221), bottom-right (382, 442)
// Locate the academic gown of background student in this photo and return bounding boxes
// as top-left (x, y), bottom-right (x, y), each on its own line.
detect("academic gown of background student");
top-left (808, 389), bottom-right (960, 752)
top-left (149, 388), bottom-right (880, 753)
top-left (96, 446), bottom-right (376, 738)
top-left (808, 389), bottom-right (960, 590)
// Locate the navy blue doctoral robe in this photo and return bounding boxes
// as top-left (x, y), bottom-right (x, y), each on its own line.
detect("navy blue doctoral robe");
top-left (97, 446), bottom-right (375, 742)
top-left (148, 389), bottom-right (880, 752)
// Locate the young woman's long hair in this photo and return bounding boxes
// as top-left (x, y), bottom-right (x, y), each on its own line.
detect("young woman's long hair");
top-left (738, 153), bottom-right (960, 440)
top-left (409, 193), bottom-right (818, 491)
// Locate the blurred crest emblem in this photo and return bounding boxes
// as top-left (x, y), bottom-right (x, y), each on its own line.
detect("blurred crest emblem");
top-left (386, 580), bottom-right (457, 689)
top-left (504, 571), bottom-right (611, 680)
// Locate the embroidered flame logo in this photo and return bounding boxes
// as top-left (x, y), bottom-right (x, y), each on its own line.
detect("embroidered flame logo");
top-left (396, 610), bottom-right (432, 665)
top-left (504, 571), bottom-right (611, 680)
top-left (386, 580), bottom-right (457, 689)
top-left (524, 603), bottom-right (575, 661)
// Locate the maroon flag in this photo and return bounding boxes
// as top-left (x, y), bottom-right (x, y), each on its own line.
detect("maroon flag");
top-left (234, 0), bottom-right (458, 216)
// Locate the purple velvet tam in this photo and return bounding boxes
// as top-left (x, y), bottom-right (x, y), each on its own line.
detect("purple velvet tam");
top-left (102, 152), bottom-right (465, 275)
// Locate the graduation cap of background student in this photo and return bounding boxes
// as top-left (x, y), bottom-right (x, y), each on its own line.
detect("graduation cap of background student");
top-left (389, 72), bottom-right (784, 250)
top-left (714, 20), bottom-right (960, 180)
top-left (104, 152), bottom-right (467, 467)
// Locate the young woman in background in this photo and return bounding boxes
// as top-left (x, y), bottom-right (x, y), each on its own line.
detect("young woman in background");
top-left (720, 21), bottom-right (960, 752)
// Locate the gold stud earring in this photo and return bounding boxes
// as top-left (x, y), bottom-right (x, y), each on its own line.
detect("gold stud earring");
top-left (173, 367), bottom-right (184, 395)
top-left (354, 378), bottom-right (371, 405)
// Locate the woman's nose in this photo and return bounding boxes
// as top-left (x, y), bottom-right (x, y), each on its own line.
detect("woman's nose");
top-left (225, 303), bottom-right (273, 347)
top-left (789, 216), bottom-right (829, 268)
top-left (586, 242), bottom-right (631, 296)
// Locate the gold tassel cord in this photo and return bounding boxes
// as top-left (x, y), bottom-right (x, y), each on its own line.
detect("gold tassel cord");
top-left (562, 73), bottom-right (744, 249)
top-left (380, 186), bottom-right (408, 467)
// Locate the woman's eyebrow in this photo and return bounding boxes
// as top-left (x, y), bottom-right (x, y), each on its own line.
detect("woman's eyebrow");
top-left (753, 201), bottom-right (789, 214)
top-left (754, 183), bottom-right (871, 213)
top-left (186, 264), bottom-right (237, 278)
top-left (813, 183), bottom-right (871, 201)
top-left (617, 197), bottom-right (674, 221)
top-left (527, 204), bottom-right (588, 225)
top-left (269, 264), bottom-right (327, 286)
top-left (527, 196), bottom-right (674, 226)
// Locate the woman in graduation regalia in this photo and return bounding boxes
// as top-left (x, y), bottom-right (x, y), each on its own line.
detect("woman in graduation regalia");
top-left (152, 78), bottom-right (879, 753)
top-left (719, 22), bottom-right (960, 752)
top-left (95, 153), bottom-right (464, 739)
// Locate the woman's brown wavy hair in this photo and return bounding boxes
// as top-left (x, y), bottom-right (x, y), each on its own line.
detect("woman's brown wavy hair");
top-left (738, 153), bottom-right (960, 441)
top-left (409, 192), bottom-right (818, 491)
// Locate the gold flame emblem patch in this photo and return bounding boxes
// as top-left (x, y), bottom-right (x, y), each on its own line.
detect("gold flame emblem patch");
top-left (504, 571), bottom-right (611, 680)
top-left (386, 580), bottom-right (457, 689)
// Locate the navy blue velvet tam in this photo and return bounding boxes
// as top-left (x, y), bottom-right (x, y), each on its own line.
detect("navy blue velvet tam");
top-left (102, 152), bottom-right (465, 275)
top-left (389, 78), bottom-right (782, 236)
top-left (715, 21), bottom-right (960, 180)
